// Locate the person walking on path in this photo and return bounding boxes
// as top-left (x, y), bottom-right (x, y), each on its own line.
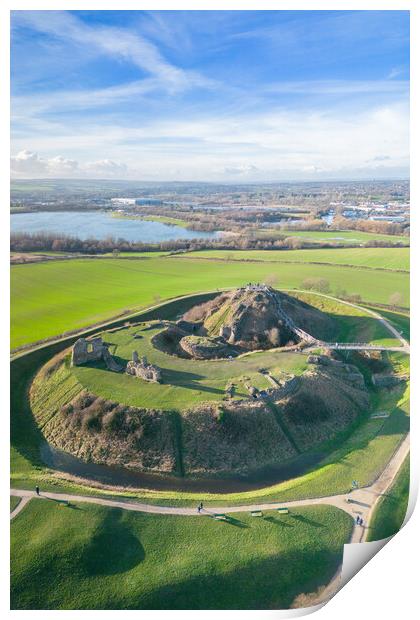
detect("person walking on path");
top-left (35, 486), bottom-right (40, 496)
top-left (199, 502), bottom-right (204, 512)
top-left (197, 504), bottom-right (201, 513)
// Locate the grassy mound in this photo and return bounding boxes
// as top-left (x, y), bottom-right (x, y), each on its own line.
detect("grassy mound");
top-left (196, 286), bottom-right (333, 348)
top-left (27, 290), bottom-right (387, 479)
top-left (30, 338), bottom-right (369, 478)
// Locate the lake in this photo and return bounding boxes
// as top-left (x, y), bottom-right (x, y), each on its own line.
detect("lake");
top-left (10, 210), bottom-right (220, 242)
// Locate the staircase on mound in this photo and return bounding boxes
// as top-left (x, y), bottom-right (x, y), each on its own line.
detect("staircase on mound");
top-left (263, 286), bottom-right (324, 346)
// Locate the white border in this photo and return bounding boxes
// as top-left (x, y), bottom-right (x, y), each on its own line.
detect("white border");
top-left (2, 2), bottom-right (417, 619)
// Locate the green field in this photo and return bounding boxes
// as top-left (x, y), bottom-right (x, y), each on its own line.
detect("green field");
top-left (11, 500), bottom-right (352, 610)
top-left (11, 257), bottom-right (409, 349)
top-left (367, 455), bottom-right (410, 542)
top-left (185, 247), bottom-right (409, 271)
top-left (256, 229), bottom-right (409, 245)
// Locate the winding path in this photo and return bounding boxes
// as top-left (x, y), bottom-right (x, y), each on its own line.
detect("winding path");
top-left (10, 433), bottom-right (409, 536)
top-left (295, 291), bottom-right (410, 354)
top-left (10, 295), bottom-right (409, 529)
top-left (10, 289), bottom-right (410, 606)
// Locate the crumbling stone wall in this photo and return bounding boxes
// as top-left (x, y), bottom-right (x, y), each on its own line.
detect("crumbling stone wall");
top-left (126, 352), bottom-right (162, 383)
top-left (179, 335), bottom-right (231, 360)
top-left (71, 337), bottom-right (104, 366)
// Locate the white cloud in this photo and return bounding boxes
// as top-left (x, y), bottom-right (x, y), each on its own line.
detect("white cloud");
top-left (48, 155), bottom-right (79, 174)
top-left (265, 80), bottom-right (409, 96)
top-left (83, 159), bottom-right (128, 177)
top-left (10, 100), bottom-right (409, 181)
top-left (10, 151), bottom-right (128, 179)
top-left (10, 150), bottom-right (47, 174)
top-left (223, 164), bottom-right (259, 176)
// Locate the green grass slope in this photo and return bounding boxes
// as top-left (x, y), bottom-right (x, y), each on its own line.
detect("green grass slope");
top-left (367, 455), bottom-right (410, 542)
top-left (11, 501), bottom-right (352, 610)
top-left (11, 257), bottom-right (409, 349)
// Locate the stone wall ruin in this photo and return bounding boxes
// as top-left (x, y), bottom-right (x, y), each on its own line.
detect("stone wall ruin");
top-left (126, 352), bottom-right (162, 383)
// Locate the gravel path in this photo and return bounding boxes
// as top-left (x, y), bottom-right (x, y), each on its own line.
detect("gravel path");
top-left (10, 434), bottom-right (409, 529)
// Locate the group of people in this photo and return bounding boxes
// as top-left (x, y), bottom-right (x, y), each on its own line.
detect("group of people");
top-left (356, 515), bottom-right (364, 526)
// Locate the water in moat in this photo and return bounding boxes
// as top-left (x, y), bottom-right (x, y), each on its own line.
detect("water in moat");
top-left (41, 442), bottom-right (326, 494)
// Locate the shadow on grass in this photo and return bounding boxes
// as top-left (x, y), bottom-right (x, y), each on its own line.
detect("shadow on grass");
top-left (377, 405), bottom-right (409, 437)
top-left (133, 548), bottom-right (344, 610)
top-left (224, 516), bottom-right (249, 528)
top-left (163, 368), bottom-right (225, 395)
top-left (80, 508), bottom-right (145, 576)
top-left (290, 513), bottom-right (325, 528)
top-left (263, 515), bottom-right (293, 528)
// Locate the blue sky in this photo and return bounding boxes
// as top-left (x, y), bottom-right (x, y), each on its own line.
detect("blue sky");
top-left (11, 10), bottom-right (409, 181)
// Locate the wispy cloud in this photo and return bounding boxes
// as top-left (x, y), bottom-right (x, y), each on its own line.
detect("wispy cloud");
top-left (11, 10), bottom-right (410, 181)
top-left (11, 101), bottom-right (409, 180)
top-left (12, 11), bottom-right (217, 93)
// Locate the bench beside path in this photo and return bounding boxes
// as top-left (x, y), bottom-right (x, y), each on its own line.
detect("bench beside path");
top-left (10, 434), bottom-right (409, 533)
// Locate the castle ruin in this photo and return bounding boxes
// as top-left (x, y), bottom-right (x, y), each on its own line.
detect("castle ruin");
top-left (71, 336), bottom-right (124, 372)
top-left (71, 337), bottom-right (105, 366)
top-left (126, 351), bottom-right (162, 383)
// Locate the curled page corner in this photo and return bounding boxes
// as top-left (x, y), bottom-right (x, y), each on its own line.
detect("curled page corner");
top-left (292, 537), bottom-right (393, 617)
top-left (289, 433), bottom-right (411, 616)
top-left (340, 536), bottom-right (392, 590)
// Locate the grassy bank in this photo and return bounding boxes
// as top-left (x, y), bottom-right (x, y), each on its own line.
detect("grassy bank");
top-left (367, 455), bottom-right (410, 541)
top-left (11, 500), bottom-right (352, 610)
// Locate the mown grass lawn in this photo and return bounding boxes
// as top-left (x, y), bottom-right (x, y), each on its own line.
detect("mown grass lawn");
top-left (11, 257), bottom-right (409, 349)
top-left (11, 500), bottom-right (352, 610)
top-left (186, 248), bottom-right (409, 271)
top-left (367, 455), bottom-right (410, 542)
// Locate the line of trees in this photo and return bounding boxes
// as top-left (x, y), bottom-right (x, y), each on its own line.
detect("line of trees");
top-left (10, 232), bottom-right (408, 256)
